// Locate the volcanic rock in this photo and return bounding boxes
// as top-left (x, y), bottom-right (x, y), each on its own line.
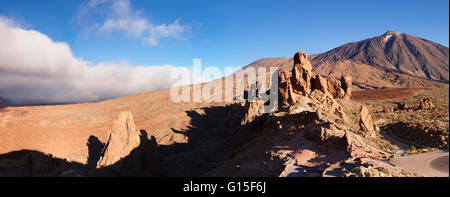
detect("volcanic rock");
top-left (418, 98), bottom-right (434, 110)
top-left (397, 103), bottom-right (409, 110)
top-left (241, 99), bottom-right (265, 125)
top-left (278, 51), bottom-right (353, 112)
top-left (311, 74), bottom-right (328, 93)
top-left (309, 89), bottom-right (335, 107)
top-left (291, 51), bottom-right (313, 96)
top-left (97, 111), bottom-right (160, 176)
top-left (304, 125), bottom-right (349, 150)
top-left (308, 89), bottom-right (347, 121)
top-left (327, 78), bottom-right (346, 99)
top-left (99, 111), bottom-right (140, 167)
top-left (343, 131), bottom-right (354, 151)
top-left (341, 74), bottom-right (352, 100)
top-left (217, 50), bottom-right (390, 177)
top-left (358, 105), bottom-right (377, 138)
top-left (106, 132), bottom-right (160, 176)
top-left (278, 71), bottom-right (297, 110)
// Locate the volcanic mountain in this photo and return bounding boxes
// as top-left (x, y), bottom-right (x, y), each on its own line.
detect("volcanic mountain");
top-left (0, 31), bottom-right (448, 177)
top-left (245, 31), bottom-right (449, 89)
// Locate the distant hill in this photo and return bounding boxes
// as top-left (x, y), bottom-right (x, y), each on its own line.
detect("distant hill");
top-left (244, 31), bottom-right (449, 89)
top-left (0, 97), bottom-right (8, 108)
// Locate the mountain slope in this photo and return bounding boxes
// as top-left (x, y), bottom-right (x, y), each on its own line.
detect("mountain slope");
top-left (311, 30), bottom-right (449, 82)
top-left (0, 97), bottom-right (8, 108)
top-left (244, 31), bottom-right (449, 89)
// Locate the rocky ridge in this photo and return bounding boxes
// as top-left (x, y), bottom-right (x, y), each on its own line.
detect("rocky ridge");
top-left (214, 51), bottom-right (409, 177)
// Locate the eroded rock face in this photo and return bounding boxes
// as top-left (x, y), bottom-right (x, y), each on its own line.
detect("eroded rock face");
top-left (311, 75), bottom-right (328, 93)
top-left (278, 71), bottom-right (297, 110)
top-left (324, 75), bottom-right (352, 100)
top-left (304, 124), bottom-right (349, 151)
top-left (341, 75), bottom-right (352, 100)
top-left (241, 99), bottom-right (265, 125)
top-left (309, 89), bottom-right (347, 122)
top-left (291, 51), bottom-right (313, 96)
top-left (418, 98), bottom-right (434, 110)
top-left (99, 111), bottom-right (140, 167)
top-left (358, 105), bottom-right (377, 138)
top-left (220, 50), bottom-right (384, 177)
top-left (278, 51), bottom-right (352, 111)
top-left (97, 111), bottom-right (160, 176)
top-left (327, 78), bottom-right (345, 99)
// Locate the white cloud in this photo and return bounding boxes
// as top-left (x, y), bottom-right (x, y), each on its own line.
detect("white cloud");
top-left (79, 0), bottom-right (190, 46)
top-left (0, 17), bottom-right (184, 105)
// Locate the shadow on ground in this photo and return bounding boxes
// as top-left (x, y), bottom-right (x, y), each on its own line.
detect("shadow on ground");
top-left (159, 99), bottom-right (286, 177)
top-left (0, 96), bottom-right (286, 177)
top-left (159, 105), bottom-right (233, 176)
top-left (0, 129), bottom-right (159, 177)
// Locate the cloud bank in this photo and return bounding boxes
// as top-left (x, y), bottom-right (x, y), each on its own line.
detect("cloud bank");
top-left (77, 0), bottom-right (190, 46)
top-left (0, 16), bottom-right (182, 105)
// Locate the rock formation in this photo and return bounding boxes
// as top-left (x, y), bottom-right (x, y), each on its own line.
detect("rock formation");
top-left (274, 51), bottom-right (355, 126)
top-left (328, 75), bottom-right (352, 100)
top-left (278, 71), bottom-right (297, 109)
top-left (241, 99), bottom-right (265, 125)
top-left (358, 105), bottom-right (377, 138)
top-left (311, 74), bottom-right (328, 93)
top-left (340, 75), bottom-right (352, 100)
top-left (397, 103), bottom-right (408, 110)
top-left (0, 111), bottom-right (160, 177)
top-left (98, 111), bottom-right (140, 167)
top-left (199, 50), bottom-right (388, 177)
top-left (97, 111), bottom-right (160, 176)
top-left (238, 51), bottom-right (375, 152)
top-left (278, 51), bottom-right (352, 111)
top-left (291, 51), bottom-right (313, 96)
top-left (327, 78), bottom-right (343, 98)
top-left (418, 98), bottom-right (434, 110)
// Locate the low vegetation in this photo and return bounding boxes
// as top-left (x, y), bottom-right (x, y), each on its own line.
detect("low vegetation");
top-left (360, 88), bottom-right (449, 149)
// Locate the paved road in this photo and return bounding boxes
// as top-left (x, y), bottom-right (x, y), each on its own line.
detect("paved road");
top-left (389, 150), bottom-right (449, 177)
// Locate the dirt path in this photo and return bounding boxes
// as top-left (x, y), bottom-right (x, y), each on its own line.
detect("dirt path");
top-left (389, 150), bottom-right (449, 177)
top-left (379, 127), bottom-right (408, 157)
top-left (379, 125), bottom-right (449, 177)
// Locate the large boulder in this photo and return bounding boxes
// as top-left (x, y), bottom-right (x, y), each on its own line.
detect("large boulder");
top-left (97, 111), bottom-right (160, 176)
top-left (278, 71), bottom-right (297, 110)
top-left (291, 51), bottom-right (313, 96)
top-left (325, 75), bottom-right (352, 100)
top-left (311, 74), bottom-right (328, 93)
top-left (327, 78), bottom-right (345, 99)
top-left (98, 111), bottom-right (140, 167)
top-left (358, 105), bottom-right (377, 138)
top-left (340, 74), bottom-right (352, 100)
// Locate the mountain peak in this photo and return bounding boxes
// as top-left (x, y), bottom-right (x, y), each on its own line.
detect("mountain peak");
top-left (383, 30), bottom-right (397, 35)
top-left (310, 31), bottom-right (449, 84)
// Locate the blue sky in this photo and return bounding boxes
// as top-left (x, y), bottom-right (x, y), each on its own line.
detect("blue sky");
top-left (0, 0), bottom-right (449, 69)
